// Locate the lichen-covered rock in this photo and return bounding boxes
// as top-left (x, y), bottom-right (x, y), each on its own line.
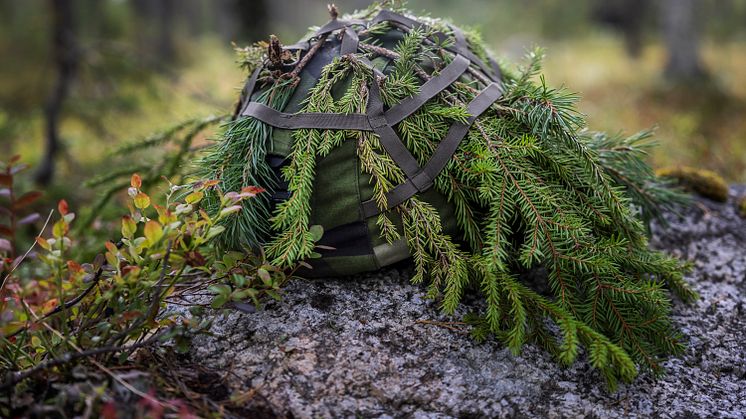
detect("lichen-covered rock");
top-left (188, 187), bottom-right (746, 418)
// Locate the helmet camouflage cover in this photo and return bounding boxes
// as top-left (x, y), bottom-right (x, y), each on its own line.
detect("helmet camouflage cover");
top-left (230, 6), bottom-right (503, 276)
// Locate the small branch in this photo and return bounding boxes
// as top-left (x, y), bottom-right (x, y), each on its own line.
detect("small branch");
top-left (327, 4), bottom-right (339, 20)
top-left (359, 43), bottom-right (399, 60)
top-left (0, 330), bottom-right (168, 391)
top-left (106, 240), bottom-right (173, 346)
top-left (5, 241), bottom-right (123, 340)
top-left (285, 33), bottom-right (329, 81)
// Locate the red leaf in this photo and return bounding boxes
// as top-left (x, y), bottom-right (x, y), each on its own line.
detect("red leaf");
top-left (9, 155), bottom-right (20, 164)
top-left (35, 237), bottom-right (50, 251)
top-left (58, 199), bottom-right (69, 216)
top-left (131, 173), bottom-right (142, 189)
top-left (67, 260), bottom-right (83, 273)
top-left (100, 402), bottom-right (118, 419)
top-left (104, 241), bottom-right (118, 253)
top-left (0, 174), bottom-right (11, 187)
top-left (13, 191), bottom-right (42, 210)
top-left (0, 224), bottom-right (11, 237)
top-left (241, 186), bottom-right (266, 196)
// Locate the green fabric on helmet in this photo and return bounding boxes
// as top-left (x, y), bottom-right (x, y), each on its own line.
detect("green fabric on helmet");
top-left (231, 9), bottom-right (501, 277)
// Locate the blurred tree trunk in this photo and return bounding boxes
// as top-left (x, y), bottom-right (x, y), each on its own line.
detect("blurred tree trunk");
top-left (36, 0), bottom-right (78, 186)
top-left (131, 0), bottom-right (177, 68)
top-left (660, 0), bottom-right (707, 81)
top-left (233, 0), bottom-right (269, 42)
top-left (216, 0), bottom-right (269, 44)
top-left (156, 0), bottom-right (176, 63)
top-left (183, 0), bottom-right (207, 36)
top-left (592, 0), bottom-right (647, 57)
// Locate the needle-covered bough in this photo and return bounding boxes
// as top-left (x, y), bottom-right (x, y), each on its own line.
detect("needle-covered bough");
top-left (197, 2), bottom-right (695, 389)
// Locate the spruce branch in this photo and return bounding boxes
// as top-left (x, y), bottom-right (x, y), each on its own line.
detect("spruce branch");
top-left (197, 4), bottom-right (696, 387)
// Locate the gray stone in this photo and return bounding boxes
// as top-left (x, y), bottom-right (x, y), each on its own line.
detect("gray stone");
top-left (189, 187), bottom-right (746, 418)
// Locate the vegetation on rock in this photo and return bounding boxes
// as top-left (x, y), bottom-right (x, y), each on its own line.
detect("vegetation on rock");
top-left (197, 2), bottom-right (696, 390)
top-left (656, 165), bottom-right (730, 203)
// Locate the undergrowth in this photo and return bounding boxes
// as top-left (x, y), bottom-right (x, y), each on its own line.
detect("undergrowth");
top-left (0, 157), bottom-right (289, 417)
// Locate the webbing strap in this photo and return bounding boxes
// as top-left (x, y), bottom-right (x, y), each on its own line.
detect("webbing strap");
top-left (241, 102), bottom-right (371, 130)
top-left (239, 52), bottom-right (464, 131)
top-left (371, 10), bottom-right (499, 82)
top-left (284, 41), bottom-right (310, 51)
top-left (341, 26), bottom-right (360, 55)
top-left (419, 82), bottom-right (502, 182)
top-left (361, 82), bottom-right (503, 217)
top-left (314, 18), bottom-right (366, 37)
top-left (449, 23), bottom-right (502, 81)
top-left (235, 10), bottom-right (506, 218)
top-left (367, 81), bottom-right (422, 179)
top-left (370, 10), bottom-right (449, 45)
top-left (236, 65), bottom-right (263, 117)
top-left (385, 54), bottom-right (469, 125)
top-left (449, 23), bottom-right (469, 51)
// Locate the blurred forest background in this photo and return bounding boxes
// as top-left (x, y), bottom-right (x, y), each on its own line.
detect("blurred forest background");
top-left (1, 0), bottom-right (745, 214)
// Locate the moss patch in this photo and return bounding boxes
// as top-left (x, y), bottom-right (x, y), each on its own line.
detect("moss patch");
top-left (656, 166), bottom-right (729, 202)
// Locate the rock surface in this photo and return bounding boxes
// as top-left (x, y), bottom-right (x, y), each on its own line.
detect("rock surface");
top-left (189, 187), bottom-right (746, 418)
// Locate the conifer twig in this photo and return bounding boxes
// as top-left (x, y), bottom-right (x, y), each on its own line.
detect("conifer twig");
top-left (286, 33), bottom-right (329, 81)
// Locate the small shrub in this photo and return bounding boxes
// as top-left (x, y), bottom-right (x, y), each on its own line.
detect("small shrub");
top-left (0, 167), bottom-right (287, 416)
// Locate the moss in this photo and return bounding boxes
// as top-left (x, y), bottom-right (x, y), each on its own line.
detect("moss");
top-left (655, 166), bottom-right (729, 202)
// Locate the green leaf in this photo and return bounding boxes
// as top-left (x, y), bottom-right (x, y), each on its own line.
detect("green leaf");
top-left (52, 219), bottom-right (68, 239)
top-left (220, 205), bottom-right (242, 217)
top-left (185, 191), bottom-right (204, 204)
top-left (232, 288), bottom-right (258, 300)
top-left (206, 225), bottom-right (226, 240)
top-left (134, 192), bottom-right (151, 209)
top-left (266, 290), bottom-right (282, 301)
top-left (208, 284), bottom-right (232, 298)
top-left (211, 295), bottom-right (228, 309)
top-left (175, 336), bottom-right (191, 354)
top-left (121, 216), bottom-right (137, 239)
top-left (309, 225), bottom-right (324, 242)
top-left (257, 268), bottom-right (271, 284)
top-left (143, 221), bottom-right (163, 245)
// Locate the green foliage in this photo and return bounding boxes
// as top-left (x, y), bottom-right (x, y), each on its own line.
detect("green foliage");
top-left (197, 81), bottom-right (296, 252)
top-left (587, 129), bottom-right (691, 225)
top-left (210, 5), bottom-right (697, 390)
top-left (0, 165), bottom-right (289, 416)
top-left (79, 115), bottom-right (226, 231)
